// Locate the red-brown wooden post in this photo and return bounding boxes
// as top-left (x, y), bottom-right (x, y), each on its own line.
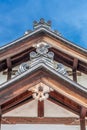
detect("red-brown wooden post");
top-left (80, 107), bottom-right (86, 130)
top-left (72, 58), bottom-right (78, 82)
top-left (38, 100), bottom-right (44, 117)
top-left (0, 106), bottom-right (1, 130)
top-left (6, 57), bottom-right (12, 80)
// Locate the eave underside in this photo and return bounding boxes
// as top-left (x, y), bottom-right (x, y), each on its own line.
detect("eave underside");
top-left (0, 68), bottom-right (87, 127)
top-left (0, 34), bottom-right (87, 74)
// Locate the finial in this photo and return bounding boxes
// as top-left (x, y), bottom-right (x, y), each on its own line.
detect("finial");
top-left (40, 18), bottom-right (45, 24)
top-left (33, 18), bottom-right (52, 29)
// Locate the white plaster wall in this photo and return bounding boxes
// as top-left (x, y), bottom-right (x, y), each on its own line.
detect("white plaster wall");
top-left (44, 100), bottom-right (78, 117)
top-left (1, 124), bottom-right (82, 130)
top-left (0, 72), bottom-right (7, 86)
top-left (77, 73), bottom-right (87, 88)
top-left (3, 100), bottom-right (78, 118)
top-left (3, 100), bottom-right (37, 117)
top-left (0, 66), bottom-right (19, 86)
top-left (66, 67), bottom-right (87, 88)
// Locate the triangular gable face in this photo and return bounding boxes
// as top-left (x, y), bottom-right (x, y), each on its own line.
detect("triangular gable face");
top-left (0, 44), bottom-right (87, 106)
top-left (0, 19), bottom-right (87, 128)
top-left (44, 100), bottom-right (78, 118)
top-left (3, 100), bottom-right (37, 117)
top-left (0, 19), bottom-right (87, 75)
top-left (2, 100), bottom-right (78, 118)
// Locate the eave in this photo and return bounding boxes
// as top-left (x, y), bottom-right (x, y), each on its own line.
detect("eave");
top-left (0, 27), bottom-right (87, 54)
top-left (0, 63), bottom-right (87, 108)
top-left (0, 27), bottom-right (87, 74)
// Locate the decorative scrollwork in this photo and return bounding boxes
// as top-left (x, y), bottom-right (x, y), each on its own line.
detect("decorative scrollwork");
top-left (17, 43), bottom-right (67, 76)
top-left (16, 63), bottom-right (29, 75)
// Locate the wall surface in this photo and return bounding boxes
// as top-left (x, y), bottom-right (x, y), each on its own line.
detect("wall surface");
top-left (1, 124), bottom-right (81, 130)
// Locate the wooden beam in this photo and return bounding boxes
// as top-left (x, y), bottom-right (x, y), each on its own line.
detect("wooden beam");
top-left (38, 100), bottom-right (44, 117)
top-left (2, 91), bottom-right (33, 114)
top-left (49, 47), bottom-right (73, 68)
top-left (0, 35), bottom-right (42, 61)
top-left (6, 57), bottom-right (12, 80)
top-left (49, 91), bottom-right (80, 115)
top-left (11, 47), bottom-right (34, 61)
top-left (72, 58), bottom-right (78, 82)
top-left (0, 70), bottom-right (42, 105)
top-left (1, 117), bottom-right (81, 125)
top-left (80, 107), bottom-right (87, 130)
top-left (0, 48), bottom-right (86, 74)
top-left (0, 68), bottom-right (87, 108)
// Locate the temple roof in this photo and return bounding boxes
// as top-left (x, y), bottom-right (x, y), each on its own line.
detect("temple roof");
top-left (0, 19), bottom-right (87, 126)
top-left (0, 44), bottom-right (87, 108)
top-left (0, 18), bottom-right (87, 53)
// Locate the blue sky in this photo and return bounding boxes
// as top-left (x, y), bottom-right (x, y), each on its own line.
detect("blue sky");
top-left (0, 0), bottom-right (87, 49)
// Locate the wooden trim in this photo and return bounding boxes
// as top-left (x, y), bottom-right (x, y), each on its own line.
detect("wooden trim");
top-left (1, 117), bottom-right (81, 125)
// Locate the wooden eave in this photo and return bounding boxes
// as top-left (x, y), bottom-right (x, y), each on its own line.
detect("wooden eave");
top-left (0, 27), bottom-right (87, 74)
top-left (0, 63), bottom-right (87, 109)
top-left (0, 64), bottom-right (87, 126)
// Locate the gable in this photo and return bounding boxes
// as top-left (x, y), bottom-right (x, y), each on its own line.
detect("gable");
top-left (0, 21), bottom-right (87, 75)
top-left (0, 19), bottom-right (87, 128)
top-left (2, 100), bottom-right (78, 118)
top-left (0, 43), bottom-right (87, 108)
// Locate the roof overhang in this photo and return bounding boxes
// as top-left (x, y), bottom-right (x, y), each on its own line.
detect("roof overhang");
top-left (0, 62), bottom-right (87, 107)
top-left (0, 27), bottom-right (87, 74)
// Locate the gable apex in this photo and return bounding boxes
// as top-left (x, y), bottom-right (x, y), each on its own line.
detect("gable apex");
top-left (0, 18), bottom-right (86, 53)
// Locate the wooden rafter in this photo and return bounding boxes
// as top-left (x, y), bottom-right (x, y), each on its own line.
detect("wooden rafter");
top-left (49, 47), bottom-right (73, 68)
top-left (0, 44), bottom-right (87, 74)
top-left (0, 70), bottom-right (42, 105)
top-left (0, 35), bottom-right (42, 61)
top-left (2, 91), bottom-right (33, 114)
top-left (11, 47), bottom-right (35, 67)
top-left (48, 91), bottom-right (80, 115)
